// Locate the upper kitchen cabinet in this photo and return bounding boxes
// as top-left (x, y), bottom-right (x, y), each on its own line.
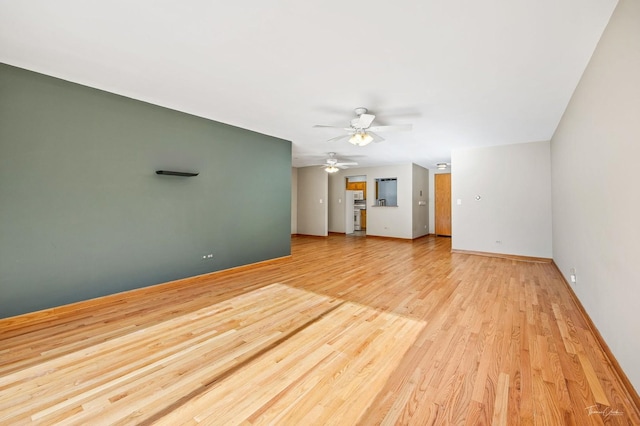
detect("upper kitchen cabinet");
top-left (346, 181), bottom-right (366, 191)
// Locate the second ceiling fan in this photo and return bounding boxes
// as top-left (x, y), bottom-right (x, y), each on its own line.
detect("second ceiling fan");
top-left (313, 107), bottom-right (412, 146)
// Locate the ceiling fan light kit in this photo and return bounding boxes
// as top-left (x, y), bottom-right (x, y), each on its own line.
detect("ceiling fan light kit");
top-left (348, 132), bottom-right (373, 146)
top-left (324, 165), bottom-right (339, 173)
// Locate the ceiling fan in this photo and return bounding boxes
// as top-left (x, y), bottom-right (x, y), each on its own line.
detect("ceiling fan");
top-left (313, 107), bottom-right (412, 146)
top-left (320, 152), bottom-right (358, 173)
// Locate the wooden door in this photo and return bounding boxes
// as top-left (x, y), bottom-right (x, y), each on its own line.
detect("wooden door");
top-left (435, 173), bottom-right (452, 236)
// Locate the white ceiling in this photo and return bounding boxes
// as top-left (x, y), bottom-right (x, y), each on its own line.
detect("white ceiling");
top-left (0, 0), bottom-right (617, 169)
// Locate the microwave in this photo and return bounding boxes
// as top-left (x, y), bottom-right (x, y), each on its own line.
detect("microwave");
top-left (352, 190), bottom-right (364, 200)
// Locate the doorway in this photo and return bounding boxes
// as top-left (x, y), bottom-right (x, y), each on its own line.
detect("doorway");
top-left (435, 173), bottom-right (452, 236)
top-left (346, 175), bottom-right (367, 236)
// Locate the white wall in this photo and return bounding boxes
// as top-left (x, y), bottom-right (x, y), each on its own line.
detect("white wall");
top-left (291, 168), bottom-right (298, 234)
top-left (328, 164), bottom-right (416, 239)
top-left (551, 0), bottom-right (640, 391)
top-left (451, 141), bottom-right (552, 258)
top-left (368, 164), bottom-right (413, 239)
top-left (328, 172), bottom-right (347, 232)
top-left (412, 164), bottom-right (429, 239)
top-left (296, 166), bottom-right (328, 236)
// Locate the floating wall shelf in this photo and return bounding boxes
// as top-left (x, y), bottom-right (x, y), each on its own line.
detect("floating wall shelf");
top-left (155, 170), bottom-right (199, 177)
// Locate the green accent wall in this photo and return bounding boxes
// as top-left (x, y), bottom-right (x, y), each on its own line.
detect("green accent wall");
top-left (0, 64), bottom-right (291, 318)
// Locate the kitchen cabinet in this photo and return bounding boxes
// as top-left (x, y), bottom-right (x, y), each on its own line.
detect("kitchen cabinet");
top-left (346, 182), bottom-right (366, 191)
top-left (361, 209), bottom-right (366, 230)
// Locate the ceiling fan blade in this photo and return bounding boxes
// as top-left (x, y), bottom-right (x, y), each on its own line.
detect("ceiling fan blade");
top-left (313, 125), bottom-right (351, 130)
top-left (368, 124), bottom-right (412, 132)
top-left (326, 134), bottom-right (351, 143)
top-left (367, 131), bottom-right (385, 143)
top-left (335, 162), bottom-right (358, 166)
top-left (355, 113), bottom-right (376, 129)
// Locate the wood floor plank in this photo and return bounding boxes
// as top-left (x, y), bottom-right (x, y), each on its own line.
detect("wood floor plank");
top-left (1, 235), bottom-right (638, 425)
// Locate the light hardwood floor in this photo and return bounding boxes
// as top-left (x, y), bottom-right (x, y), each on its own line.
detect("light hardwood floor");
top-left (1, 235), bottom-right (638, 425)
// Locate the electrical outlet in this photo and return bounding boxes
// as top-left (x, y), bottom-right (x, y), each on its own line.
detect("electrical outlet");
top-left (570, 268), bottom-right (577, 284)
